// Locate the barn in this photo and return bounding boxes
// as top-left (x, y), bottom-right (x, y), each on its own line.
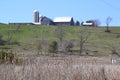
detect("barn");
top-left (40, 16), bottom-right (54, 25)
top-left (53, 17), bottom-right (74, 26)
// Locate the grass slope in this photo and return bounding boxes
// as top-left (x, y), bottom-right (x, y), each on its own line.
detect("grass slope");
top-left (0, 24), bottom-right (120, 55)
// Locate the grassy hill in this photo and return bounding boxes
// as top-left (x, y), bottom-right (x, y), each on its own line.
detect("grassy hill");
top-left (0, 24), bottom-right (120, 55)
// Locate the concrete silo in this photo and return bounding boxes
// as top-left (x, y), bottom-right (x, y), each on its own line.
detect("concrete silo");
top-left (34, 10), bottom-right (39, 23)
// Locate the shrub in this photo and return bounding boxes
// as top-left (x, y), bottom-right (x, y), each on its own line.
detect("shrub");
top-left (0, 50), bottom-right (16, 64)
top-left (0, 50), bottom-right (7, 62)
top-left (48, 41), bottom-right (58, 53)
top-left (0, 34), bottom-right (5, 45)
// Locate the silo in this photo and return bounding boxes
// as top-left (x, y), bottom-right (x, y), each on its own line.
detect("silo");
top-left (34, 10), bottom-right (39, 23)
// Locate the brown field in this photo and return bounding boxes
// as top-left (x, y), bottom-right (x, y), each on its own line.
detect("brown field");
top-left (0, 55), bottom-right (120, 80)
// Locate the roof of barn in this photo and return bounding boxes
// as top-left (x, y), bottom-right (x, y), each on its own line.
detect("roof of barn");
top-left (54, 17), bottom-right (73, 22)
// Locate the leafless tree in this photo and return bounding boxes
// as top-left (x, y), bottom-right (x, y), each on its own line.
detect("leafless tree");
top-left (36, 40), bottom-right (42, 55)
top-left (78, 28), bottom-right (90, 55)
top-left (106, 42), bottom-right (120, 56)
top-left (65, 40), bottom-right (74, 53)
top-left (105, 16), bottom-right (112, 32)
top-left (105, 42), bottom-right (120, 64)
top-left (0, 34), bottom-right (4, 45)
top-left (36, 29), bottom-right (48, 55)
top-left (94, 19), bottom-right (101, 27)
top-left (54, 26), bottom-right (66, 51)
top-left (15, 25), bottom-right (21, 34)
top-left (6, 32), bottom-right (13, 44)
top-left (6, 25), bottom-right (14, 44)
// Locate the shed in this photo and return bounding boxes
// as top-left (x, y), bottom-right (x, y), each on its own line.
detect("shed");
top-left (82, 22), bottom-right (93, 26)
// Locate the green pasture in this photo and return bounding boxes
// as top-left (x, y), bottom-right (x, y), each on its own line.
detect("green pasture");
top-left (0, 24), bottom-right (120, 55)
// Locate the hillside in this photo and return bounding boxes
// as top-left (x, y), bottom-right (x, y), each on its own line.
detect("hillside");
top-left (0, 24), bottom-right (120, 55)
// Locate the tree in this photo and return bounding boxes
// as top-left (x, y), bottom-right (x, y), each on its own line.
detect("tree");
top-left (106, 42), bottom-right (120, 56)
top-left (36, 41), bottom-right (42, 55)
top-left (93, 19), bottom-right (101, 27)
top-left (15, 25), bottom-right (21, 34)
top-left (105, 16), bottom-right (112, 32)
top-left (75, 21), bottom-right (80, 26)
top-left (54, 26), bottom-right (66, 51)
top-left (40, 29), bottom-right (48, 54)
top-left (36, 29), bottom-right (48, 55)
top-left (65, 40), bottom-right (74, 52)
top-left (78, 28), bottom-right (90, 55)
top-left (0, 34), bottom-right (4, 45)
top-left (6, 31), bottom-right (13, 44)
top-left (55, 26), bottom-right (66, 42)
top-left (81, 21), bottom-right (84, 26)
top-left (6, 25), bottom-right (14, 44)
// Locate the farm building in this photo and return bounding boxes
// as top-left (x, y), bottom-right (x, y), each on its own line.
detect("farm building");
top-left (54, 17), bottom-right (74, 26)
top-left (82, 22), bottom-right (93, 26)
top-left (39, 16), bottom-right (54, 25)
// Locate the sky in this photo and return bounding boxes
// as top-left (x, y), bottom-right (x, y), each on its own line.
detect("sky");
top-left (0, 0), bottom-right (120, 26)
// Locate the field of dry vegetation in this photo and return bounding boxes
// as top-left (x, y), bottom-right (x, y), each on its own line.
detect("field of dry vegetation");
top-left (0, 56), bottom-right (120, 80)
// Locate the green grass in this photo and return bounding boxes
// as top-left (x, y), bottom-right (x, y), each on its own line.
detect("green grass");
top-left (0, 24), bottom-right (120, 55)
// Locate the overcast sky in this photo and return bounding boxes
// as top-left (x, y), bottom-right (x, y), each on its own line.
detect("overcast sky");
top-left (0, 0), bottom-right (120, 26)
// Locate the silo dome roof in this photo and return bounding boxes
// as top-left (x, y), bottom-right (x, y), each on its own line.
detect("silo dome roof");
top-left (34, 10), bottom-right (39, 12)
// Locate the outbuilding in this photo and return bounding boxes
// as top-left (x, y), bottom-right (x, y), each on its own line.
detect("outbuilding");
top-left (82, 22), bottom-right (93, 26)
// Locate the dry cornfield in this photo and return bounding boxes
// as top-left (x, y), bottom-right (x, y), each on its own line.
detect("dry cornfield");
top-left (0, 56), bottom-right (120, 80)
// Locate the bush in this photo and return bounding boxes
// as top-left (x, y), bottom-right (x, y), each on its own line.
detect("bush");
top-left (0, 50), bottom-right (7, 62)
top-left (0, 50), bottom-right (16, 64)
top-left (48, 41), bottom-right (58, 53)
top-left (0, 34), bottom-right (5, 45)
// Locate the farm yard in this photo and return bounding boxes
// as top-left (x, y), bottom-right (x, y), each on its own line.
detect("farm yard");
top-left (0, 24), bottom-right (120, 80)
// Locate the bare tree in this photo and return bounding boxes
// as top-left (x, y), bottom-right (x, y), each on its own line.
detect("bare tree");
top-left (65, 40), bottom-right (74, 53)
top-left (54, 26), bottom-right (66, 51)
top-left (40, 29), bottom-right (48, 54)
top-left (36, 40), bottom-right (42, 55)
top-left (106, 42), bottom-right (120, 56)
top-left (105, 42), bottom-right (120, 64)
top-left (0, 34), bottom-right (6, 45)
top-left (94, 19), bottom-right (101, 27)
top-left (78, 28), bottom-right (90, 55)
top-left (6, 32), bottom-right (13, 44)
top-left (36, 29), bottom-right (48, 55)
top-left (6, 25), bottom-right (14, 44)
top-left (105, 16), bottom-right (112, 32)
top-left (15, 25), bottom-right (21, 34)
